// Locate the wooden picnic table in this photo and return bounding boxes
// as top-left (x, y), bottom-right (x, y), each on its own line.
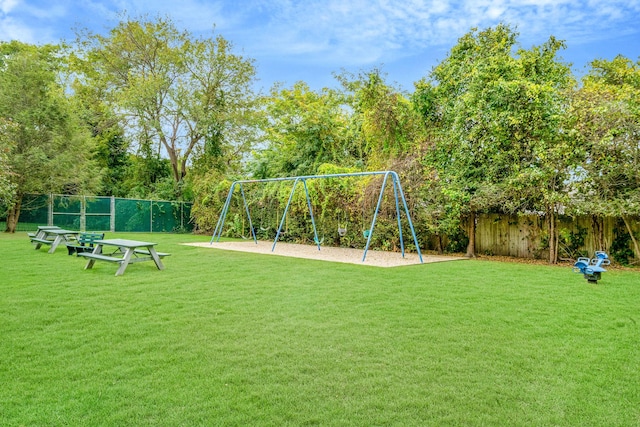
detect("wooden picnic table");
top-left (31, 228), bottom-right (79, 254)
top-left (78, 238), bottom-right (168, 276)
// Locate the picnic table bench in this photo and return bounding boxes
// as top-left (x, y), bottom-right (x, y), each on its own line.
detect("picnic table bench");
top-left (78, 238), bottom-right (170, 276)
top-left (66, 232), bottom-right (105, 255)
top-left (133, 248), bottom-right (171, 257)
top-left (79, 253), bottom-right (123, 263)
top-left (30, 237), bottom-right (54, 246)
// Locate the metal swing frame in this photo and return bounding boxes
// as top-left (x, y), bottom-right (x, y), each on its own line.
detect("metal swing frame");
top-left (210, 171), bottom-right (423, 263)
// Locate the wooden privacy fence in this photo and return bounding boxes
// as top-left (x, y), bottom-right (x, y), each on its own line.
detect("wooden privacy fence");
top-left (474, 213), bottom-right (639, 261)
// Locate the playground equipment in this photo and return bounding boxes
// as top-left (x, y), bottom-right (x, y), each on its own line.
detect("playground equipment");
top-left (210, 171), bottom-right (423, 263)
top-left (573, 251), bottom-right (610, 283)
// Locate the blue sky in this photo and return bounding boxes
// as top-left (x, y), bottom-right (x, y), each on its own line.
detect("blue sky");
top-left (1, 0), bottom-right (639, 92)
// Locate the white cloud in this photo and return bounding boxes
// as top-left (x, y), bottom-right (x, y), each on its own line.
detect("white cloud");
top-left (224, 0), bottom-right (639, 67)
top-left (244, 0), bottom-right (445, 64)
top-left (0, 0), bottom-right (66, 43)
top-left (0, 0), bottom-right (19, 14)
top-left (0, 16), bottom-right (34, 42)
top-left (1, 0), bottom-right (638, 71)
top-left (105, 0), bottom-right (227, 33)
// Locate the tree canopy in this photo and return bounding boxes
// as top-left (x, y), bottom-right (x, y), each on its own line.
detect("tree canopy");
top-left (0, 40), bottom-right (97, 232)
top-left (569, 55), bottom-right (640, 259)
top-left (71, 15), bottom-right (259, 193)
top-left (413, 25), bottom-right (575, 260)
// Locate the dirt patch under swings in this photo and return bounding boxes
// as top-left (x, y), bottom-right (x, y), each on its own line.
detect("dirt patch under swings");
top-left (183, 240), bottom-right (466, 268)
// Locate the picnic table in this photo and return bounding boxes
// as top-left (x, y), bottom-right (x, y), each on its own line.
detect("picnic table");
top-left (28, 225), bottom-right (61, 240)
top-left (78, 238), bottom-right (168, 276)
top-left (31, 228), bottom-right (79, 254)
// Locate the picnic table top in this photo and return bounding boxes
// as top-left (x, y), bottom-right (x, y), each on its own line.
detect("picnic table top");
top-left (45, 229), bottom-right (80, 235)
top-left (94, 239), bottom-right (158, 248)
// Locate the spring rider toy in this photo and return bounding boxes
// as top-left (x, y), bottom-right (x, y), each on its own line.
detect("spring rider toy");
top-left (572, 251), bottom-right (610, 284)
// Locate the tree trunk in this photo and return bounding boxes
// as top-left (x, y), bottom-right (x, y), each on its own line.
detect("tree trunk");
top-left (169, 149), bottom-right (181, 183)
top-left (465, 210), bottom-right (476, 258)
top-left (547, 206), bottom-right (558, 264)
top-left (4, 196), bottom-right (22, 233)
top-left (621, 215), bottom-right (640, 262)
top-left (436, 234), bottom-right (443, 254)
top-left (159, 134), bottom-right (181, 184)
top-left (591, 215), bottom-right (605, 251)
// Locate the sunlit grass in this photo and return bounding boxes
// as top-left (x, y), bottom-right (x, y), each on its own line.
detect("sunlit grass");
top-left (1, 231), bottom-right (639, 426)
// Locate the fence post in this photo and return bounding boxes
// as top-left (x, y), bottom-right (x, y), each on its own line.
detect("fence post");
top-left (110, 196), bottom-right (115, 232)
top-left (80, 195), bottom-right (86, 232)
top-left (48, 193), bottom-right (53, 226)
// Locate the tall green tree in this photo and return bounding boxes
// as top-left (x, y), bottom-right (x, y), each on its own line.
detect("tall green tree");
top-left (71, 79), bottom-right (131, 197)
top-left (338, 70), bottom-right (423, 170)
top-left (0, 118), bottom-right (17, 210)
top-left (72, 15), bottom-right (259, 195)
top-left (0, 41), bottom-right (97, 232)
top-left (417, 25), bottom-right (520, 257)
top-left (415, 25), bottom-right (574, 261)
top-left (569, 55), bottom-right (640, 261)
top-left (498, 37), bottom-right (576, 264)
top-left (252, 82), bottom-right (352, 178)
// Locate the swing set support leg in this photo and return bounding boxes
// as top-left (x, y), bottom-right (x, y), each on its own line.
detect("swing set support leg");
top-left (210, 182), bottom-right (258, 244)
top-left (394, 172), bottom-right (423, 263)
top-left (362, 173), bottom-right (389, 262)
top-left (272, 178), bottom-right (298, 252)
top-left (392, 178), bottom-right (405, 258)
top-left (361, 172), bottom-right (423, 263)
top-left (302, 179), bottom-right (322, 251)
top-left (211, 182), bottom-right (236, 243)
top-left (239, 183), bottom-right (257, 244)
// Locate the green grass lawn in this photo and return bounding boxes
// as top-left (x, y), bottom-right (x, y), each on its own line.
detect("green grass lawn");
top-left (1, 231), bottom-right (639, 426)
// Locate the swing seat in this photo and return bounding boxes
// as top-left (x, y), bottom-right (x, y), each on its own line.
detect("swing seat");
top-left (363, 230), bottom-right (370, 238)
top-left (338, 227), bottom-right (347, 237)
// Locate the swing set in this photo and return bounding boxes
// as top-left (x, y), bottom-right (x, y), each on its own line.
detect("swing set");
top-left (210, 171), bottom-right (423, 263)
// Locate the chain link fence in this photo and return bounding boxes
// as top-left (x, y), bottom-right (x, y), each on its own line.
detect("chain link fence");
top-left (3, 194), bottom-right (193, 233)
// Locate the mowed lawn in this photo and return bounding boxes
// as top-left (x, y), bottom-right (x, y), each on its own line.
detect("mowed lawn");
top-left (1, 231), bottom-right (639, 426)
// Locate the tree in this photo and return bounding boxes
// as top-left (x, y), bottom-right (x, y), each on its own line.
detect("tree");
top-left (416, 25), bottom-right (520, 257)
top-left (569, 56), bottom-right (640, 262)
top-left (0, 41), bottom-right (97, 232)
top-left (338, 69), bottom-right (423, 170)
top-left (252, 82), bottom-right (352, 178)
top-left (498, 36), bottom-right (577, 264)
top-left (71, 79), bottom-right (131, 197)
top-left (414, 25), bottom-right (575, 261)
top-left (0, 119), bottom-right (17, 210)
top-left (72, 15), bottom-right (259, 194)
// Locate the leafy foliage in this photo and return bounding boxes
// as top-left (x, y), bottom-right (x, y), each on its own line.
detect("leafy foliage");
top-left (568, 56), bottom-right (640, 261)
top-left (72, 15), bottom-right (259, 194)
top-left (251, 82), bottom-right (352, 178)
top-left (0, 41), bottom-right (98, 232)
top-left (414, 24), bottom-right (575, 261)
